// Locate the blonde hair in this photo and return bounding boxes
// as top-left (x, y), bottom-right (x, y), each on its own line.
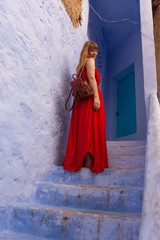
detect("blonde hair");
top-left (76, 41), bottom-right (99, 74)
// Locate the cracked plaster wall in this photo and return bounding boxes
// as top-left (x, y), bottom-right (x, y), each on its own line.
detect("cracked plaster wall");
top-left (0, 0), bottom-right (89, 205)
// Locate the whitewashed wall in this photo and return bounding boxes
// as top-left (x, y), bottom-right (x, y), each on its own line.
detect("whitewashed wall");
top-left (139, 1), bottom-right (159, 239)
top-left (139, 93), bottom-right (160, 240)
top-left (0, 0), bottom-right (89, 205)
top-left (140, 0), bottom-right (157, 120)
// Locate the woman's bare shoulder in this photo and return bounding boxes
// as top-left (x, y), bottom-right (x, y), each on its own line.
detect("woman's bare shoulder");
top-left (86, 58), bottom-right (95, 67)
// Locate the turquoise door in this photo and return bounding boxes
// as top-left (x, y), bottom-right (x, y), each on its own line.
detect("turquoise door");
top-left (116, 71), bottom-right (137, 138)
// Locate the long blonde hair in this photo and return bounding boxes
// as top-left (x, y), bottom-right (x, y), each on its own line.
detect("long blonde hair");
top-left (76, 41), bottom-right (99, 74)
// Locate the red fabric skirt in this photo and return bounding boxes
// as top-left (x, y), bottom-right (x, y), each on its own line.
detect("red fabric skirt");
top-left (62, 66), bottom-right (108, 173)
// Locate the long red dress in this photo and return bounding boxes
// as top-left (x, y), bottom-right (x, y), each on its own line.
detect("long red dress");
top-left (62, 65), bottom-right (109, 173)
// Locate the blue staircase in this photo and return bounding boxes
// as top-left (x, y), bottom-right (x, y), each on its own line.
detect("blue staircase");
top-left (0, 141), bottom-right (146, 240)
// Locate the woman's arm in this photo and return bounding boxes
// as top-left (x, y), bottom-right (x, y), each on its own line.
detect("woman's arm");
top-left (86, 58), bottom-right (100, 110)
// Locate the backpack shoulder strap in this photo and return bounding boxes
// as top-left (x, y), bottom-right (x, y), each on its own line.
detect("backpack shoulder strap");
top-left (65, 89), bottom-right (75, 112)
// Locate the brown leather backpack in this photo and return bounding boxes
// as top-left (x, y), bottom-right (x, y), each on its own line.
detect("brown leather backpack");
top-left (65, 66), bottom-right (93, 111)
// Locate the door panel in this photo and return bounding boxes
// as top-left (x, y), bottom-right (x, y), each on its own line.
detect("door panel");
top-left (116, 71), bottom-right (136, 138)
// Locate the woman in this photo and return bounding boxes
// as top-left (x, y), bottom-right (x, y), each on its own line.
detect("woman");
top-left (62, 41), bottom-right (109, 173)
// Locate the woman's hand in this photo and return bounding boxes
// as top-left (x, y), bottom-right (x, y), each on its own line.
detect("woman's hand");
top-left (93, 96), bottom-right (100, 110)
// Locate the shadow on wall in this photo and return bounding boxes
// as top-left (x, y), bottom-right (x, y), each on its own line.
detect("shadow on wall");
top-left (53, 59), bottom-right (72, 166)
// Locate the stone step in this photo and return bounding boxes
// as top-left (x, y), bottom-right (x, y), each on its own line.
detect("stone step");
top-left (84, 155), bottom-right (145, 169)
top-left (107, 145), bottom-right (146, 156)
top-left (0, 231), bottom-right (44, 240)
top-left (35, 182), bottom-right (143, 214)
top-left (39, 166), bottom-right (144, 188)
top-left (107, 140), bottom-right (146, 147)
top-left (108, 155), bottom-right (145, 169)
top-left (7, 205), bottom-right (141, 240)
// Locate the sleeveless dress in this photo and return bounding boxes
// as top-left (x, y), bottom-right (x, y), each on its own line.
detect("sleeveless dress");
top-left (62, 66), bottom-right (109, 173)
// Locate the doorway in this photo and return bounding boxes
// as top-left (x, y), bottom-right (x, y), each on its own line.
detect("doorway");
top-left (116, 65), bottom-right (137, 138)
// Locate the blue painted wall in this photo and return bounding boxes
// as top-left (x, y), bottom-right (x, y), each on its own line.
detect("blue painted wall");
top-left (106, 31), bottom-right (146, 140)
top-left (88, 21), bottom-right (110, 129)
top-left (88, 0), bottom-right (147, 140)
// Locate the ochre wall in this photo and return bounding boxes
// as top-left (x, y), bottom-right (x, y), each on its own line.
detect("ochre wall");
top-left (153, 5), bottom-right (160, 95)
top-left (61, 0), bottom-right (82, 28)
